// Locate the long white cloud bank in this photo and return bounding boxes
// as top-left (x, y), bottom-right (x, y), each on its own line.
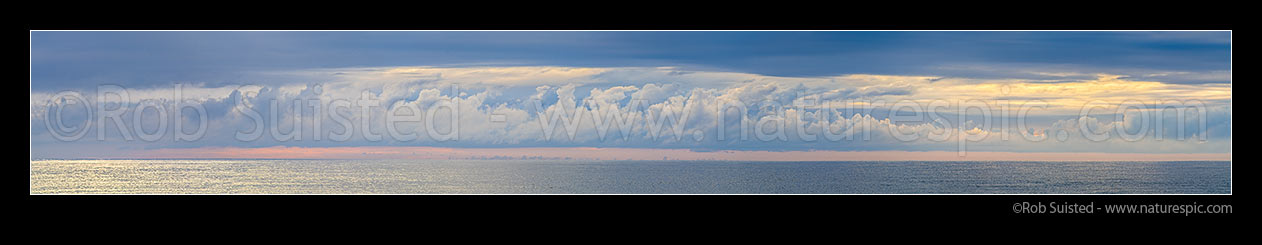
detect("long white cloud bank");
top-left (29, 66), bottom-right (1231, 157)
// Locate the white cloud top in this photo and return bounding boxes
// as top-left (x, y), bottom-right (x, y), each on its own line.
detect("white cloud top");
top-left (30, 66), bottom-right (1231, 157)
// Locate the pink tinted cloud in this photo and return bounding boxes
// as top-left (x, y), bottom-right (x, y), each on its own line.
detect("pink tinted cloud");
top-left (133, 146), bottom-right (1230, 161)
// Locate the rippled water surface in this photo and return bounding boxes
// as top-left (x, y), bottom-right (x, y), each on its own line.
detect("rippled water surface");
top-left (30, 160), bottom-right (1231, 194)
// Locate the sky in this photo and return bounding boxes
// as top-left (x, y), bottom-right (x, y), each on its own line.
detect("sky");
top-left (29, 31), bottom-right (1231, 160)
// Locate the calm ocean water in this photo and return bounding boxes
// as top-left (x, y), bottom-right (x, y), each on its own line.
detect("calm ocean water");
top-left (30, 160), bottom-right (1231, 194)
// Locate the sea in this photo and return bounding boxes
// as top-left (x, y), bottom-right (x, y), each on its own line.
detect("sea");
top-left (29, 159), bottom-right (1231, 194)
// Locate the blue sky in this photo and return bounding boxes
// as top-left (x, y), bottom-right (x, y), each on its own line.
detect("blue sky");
top-left (29, 31), bottom-right (1231, 159)
top-left (31, 31), bottom-right (1231, 90)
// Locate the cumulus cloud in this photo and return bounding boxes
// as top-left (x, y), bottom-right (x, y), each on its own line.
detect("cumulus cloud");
top-left (29, 66), bottom-right (1232, 157)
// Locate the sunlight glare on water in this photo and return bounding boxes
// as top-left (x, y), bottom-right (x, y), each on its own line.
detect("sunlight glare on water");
top-left (29, 160), bottom-right (1231, 194)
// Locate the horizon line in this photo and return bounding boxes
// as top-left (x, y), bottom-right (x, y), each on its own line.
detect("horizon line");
top-left (31, 146), bottom-right (1231, 162)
